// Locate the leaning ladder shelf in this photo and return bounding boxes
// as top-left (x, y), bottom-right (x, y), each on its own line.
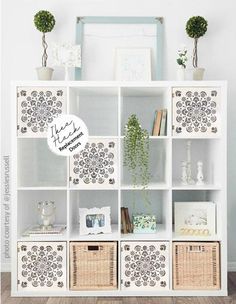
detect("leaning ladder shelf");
top-left (11, 81), bottom-right (227, 297)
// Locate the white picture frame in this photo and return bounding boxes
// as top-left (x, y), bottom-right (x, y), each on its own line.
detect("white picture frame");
top-left (115, 48), bottom-right (151, 81)
top-left (79, 206), bottom-right (112, 235)
top-left (174, 202), bottom-right (216, 236)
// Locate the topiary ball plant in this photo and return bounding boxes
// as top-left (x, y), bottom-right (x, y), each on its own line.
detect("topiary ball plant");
top-left (186, 16), bottom-right (208, 68)
top-left (34, 10), bottom-right (56, 67)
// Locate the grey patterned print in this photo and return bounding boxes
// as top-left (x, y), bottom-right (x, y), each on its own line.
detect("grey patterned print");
top-left (123, 243), bottom-right (167, 288)
top-left (19, 89), bottom-right (64, 134)
top-left (72, 141), bottom-right (116, 185)
top-left (175, 90), bottom-right (218, 134)
top-left (19, 244), bottom-right (64, 289)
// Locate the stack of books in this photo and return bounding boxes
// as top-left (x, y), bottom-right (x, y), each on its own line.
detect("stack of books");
top-left (121, 207), bottom-right (133, 234)
top-left (152, 109), bottom-right (167, 136)
top-left (23, 225), bottom-right (67, 236)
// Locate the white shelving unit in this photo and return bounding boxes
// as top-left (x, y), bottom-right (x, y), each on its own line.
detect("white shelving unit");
top-left (11, 81), bottom-right (227, 297)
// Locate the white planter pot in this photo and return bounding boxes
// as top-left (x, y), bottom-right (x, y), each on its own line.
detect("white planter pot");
top-left (176, 67), bottom-right (186, 81)
top-left (193, 68), bottom-right (205, 80)
top-left (36, 67), bottom-right (54, 80)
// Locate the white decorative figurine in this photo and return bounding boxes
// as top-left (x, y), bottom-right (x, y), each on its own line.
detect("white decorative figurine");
top-left (38, 201), bottom-right (56, 230)
top-left (196, 161), bottom-right (204, 185)
top-left (186, 140), bottom-right (195, 185)
top-left (181, 161), bottom-right (188, 185)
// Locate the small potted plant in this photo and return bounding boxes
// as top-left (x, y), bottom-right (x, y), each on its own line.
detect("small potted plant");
top-left (176, 46), bottom-right (188, 80)
top-left (186, 16), bottom-right (208, 80)
top-left (34, 10), bottom-right (56, 80)
top-left (123, 114), bottom-right (156, 234)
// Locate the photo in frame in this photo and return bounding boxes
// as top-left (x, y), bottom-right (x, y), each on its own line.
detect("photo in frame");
top-left (115, 48), bottom-right (151, 81)
top-left (79, 206), bottom-right (112, 235)
top-left (174, 202), bottom-right (216, 236)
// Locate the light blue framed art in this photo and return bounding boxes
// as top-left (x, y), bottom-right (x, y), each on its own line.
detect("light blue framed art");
top-left (75, 16), bottom-right (164, 80)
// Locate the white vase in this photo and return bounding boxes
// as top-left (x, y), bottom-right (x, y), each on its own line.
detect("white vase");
top-left (176, 67), bottom-right (185, 81)
top-left (36, 67), bottom-right (54, 80)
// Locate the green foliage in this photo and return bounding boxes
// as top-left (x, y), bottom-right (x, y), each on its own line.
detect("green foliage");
top-left (34, 10), bottom-right (55, 33)
top-left (186, 16), bottom-right (208, 39)
top-left (124, 114), bottom-right (150, 189)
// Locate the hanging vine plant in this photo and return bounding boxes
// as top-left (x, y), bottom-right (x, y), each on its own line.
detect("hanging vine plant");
top-left (123, 114), bottom-right (150, 209)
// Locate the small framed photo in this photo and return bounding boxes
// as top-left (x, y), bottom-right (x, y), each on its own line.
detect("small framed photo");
top-left (79, 206), bottom-right (112, 235)
top-left (115, 48), bottom-right (151, 81)
top-left (174, 202), bottom-right (216, 236)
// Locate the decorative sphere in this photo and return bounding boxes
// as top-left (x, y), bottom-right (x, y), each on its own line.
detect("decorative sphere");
top-left (34, 10), bottom-right (56, 33)
top-left (186, 16), bottom-right (208, 39)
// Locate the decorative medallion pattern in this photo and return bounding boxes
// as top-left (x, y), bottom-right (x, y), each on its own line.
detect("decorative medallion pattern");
top-left (17, 87), bottom-right (66, 136)
top-left (70, 139), bottom-right (117, 188)
top-left (121, 242), bottom-right (169, 290)
top-left (172, 88), bottom-right (220, 136)
top-left (17, 242), bottom-right (66, 291)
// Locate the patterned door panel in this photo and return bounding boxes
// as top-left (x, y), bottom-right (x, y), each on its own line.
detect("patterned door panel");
top-left (172, 88), bottom-right (220, 136)
top-left (17, 87), bottom-right (66, 136)
top-left (70, 139), bottom-right (118, 189)
top-left (121, 241), bottom-right (169, 290)
top-left (17, 242), bottom-right (67, 291)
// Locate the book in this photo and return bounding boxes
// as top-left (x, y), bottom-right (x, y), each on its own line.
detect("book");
top-left (160, 108), bottom-right (167, 136)
top-left (152, 110), bottom-right (162, 136)
top-left (151, 111), bottom-right (157, 135)
top-left (23, 225), bottom-right (67, 236)
top-left (121, 207), bottom-right (127, 234)
top-left (124, 207), bottom-right (132, 233)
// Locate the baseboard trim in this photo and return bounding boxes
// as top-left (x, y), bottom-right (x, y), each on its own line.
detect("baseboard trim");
top-left (1, 263), bottom-right (11, 272)
top-left (2, 262), bottom-right (236, 273)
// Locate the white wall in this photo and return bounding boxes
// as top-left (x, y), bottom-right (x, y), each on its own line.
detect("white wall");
top-left (1, 0), bottom-right (236, 270)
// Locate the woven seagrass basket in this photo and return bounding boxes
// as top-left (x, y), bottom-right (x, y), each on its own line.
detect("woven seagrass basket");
top-left (70, 241), bottom-right (117, 290)
top-left (173, 242), bottom-right (220, 290)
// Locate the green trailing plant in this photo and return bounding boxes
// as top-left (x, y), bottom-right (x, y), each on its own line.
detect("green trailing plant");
top-left (123, 114), bottom-right (150, 210)
top-left (186, 16), bottom-right (208, 68)
top-left (34, 10), bottom-right (56, 67)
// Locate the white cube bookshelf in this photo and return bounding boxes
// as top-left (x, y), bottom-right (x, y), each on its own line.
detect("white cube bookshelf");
top-left (11, 81), bottom-right (227, 297)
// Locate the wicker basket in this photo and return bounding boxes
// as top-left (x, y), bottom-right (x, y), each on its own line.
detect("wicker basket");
top-left (70, 242), bottom-right (117, 290)
top-left (173, 242), bottom-right (220, 290)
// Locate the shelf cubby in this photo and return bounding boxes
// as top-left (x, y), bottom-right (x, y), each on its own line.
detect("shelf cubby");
top-left (69, 87), bottom-right (119, 136)
top-left (172, 138), bottom-right (222, 188)
top-left (120, 86), bottom-right (170, 136)
top-left (69, 190), bottom-right (119, 239)
top-left (17, 138), bottom-right (67, 187)
top-left (121, 138), bottom-right (170, 188)
top-left (121, 189), bottom-right (171, 240)
top-left (17, 190), bottom-right (67, 240)
top-left (172, 190), bottom-right (222, 240)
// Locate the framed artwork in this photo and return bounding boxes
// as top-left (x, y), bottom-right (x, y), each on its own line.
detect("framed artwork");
top-left (174, 202), bottom-right (216, 236)
top-left (52, 43), bottom-right (81, 80)
top-left (17, 242), bottom-right (67, 291)
top-left (52, 43), bottom-right (81, 67)
top-left (17, 87), bottom-right (66, 137)
top-left (115, 48), bottom-right (151, 81)
top-left (79, 206), bottom-right (112, 235)
top-left (121, 241), bottom-right (169, 290)
top-left (75, 17), bottom-right (163, 80)
top-left (70, 139), bottom-right (118, 189)
top-left (172, 88), bottom-right (220, 137)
